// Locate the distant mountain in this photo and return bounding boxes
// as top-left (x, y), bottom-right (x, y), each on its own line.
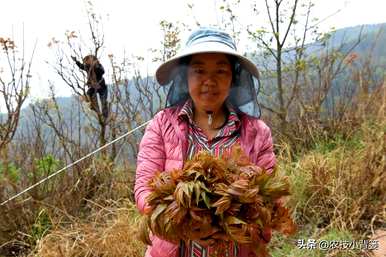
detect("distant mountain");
top-left (313, 23), bottom-right (386, 65)
top-left (249, 23), bottom-right (386, 68)
top-left (249, 23), bottom-right (386, 109)
top-left (329, 23), bottom-right (386, 47)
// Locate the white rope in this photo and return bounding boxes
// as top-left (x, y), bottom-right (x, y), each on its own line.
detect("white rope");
top-left (0, 120), bottom-right (152, 206)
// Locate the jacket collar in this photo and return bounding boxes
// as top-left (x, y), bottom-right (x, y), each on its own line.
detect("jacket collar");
top-left (177, 99), bottom-right (241, 136)
top-left (165, 105), bottom-right (257, 162)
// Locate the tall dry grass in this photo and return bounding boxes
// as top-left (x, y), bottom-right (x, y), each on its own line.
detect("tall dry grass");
top-left (0, 156), bottom-right (136, 256)
top-left (30, 199), bottom-right (145, 257)
top-left (289, 123), bottom-right (385, 231)
top-left (287, 84), bottom-right (385, 233)
top-left (269, 84), bottom-right (386, 257)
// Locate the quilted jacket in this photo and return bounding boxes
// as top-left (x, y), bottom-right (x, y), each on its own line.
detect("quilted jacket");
top-left (134, 105), bottom-right (276, 257)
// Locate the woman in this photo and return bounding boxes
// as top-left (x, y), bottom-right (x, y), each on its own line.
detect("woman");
top-left (134, 27), bottom-right (276, 257)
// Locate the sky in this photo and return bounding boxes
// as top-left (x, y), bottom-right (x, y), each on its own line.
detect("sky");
top-left (1, 0), bottom-right (386, 103)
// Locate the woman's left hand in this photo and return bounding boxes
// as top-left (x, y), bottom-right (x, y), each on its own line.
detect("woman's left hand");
top-left (261, 227), bottom-right (272, 243)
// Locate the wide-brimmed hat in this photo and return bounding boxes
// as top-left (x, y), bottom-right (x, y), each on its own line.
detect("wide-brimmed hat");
top-left (155, 27), bottom-right (259, 85)
top-left (156, 27), bottom-right (261, 118)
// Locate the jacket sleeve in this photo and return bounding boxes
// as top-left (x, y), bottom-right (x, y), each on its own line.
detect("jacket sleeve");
top-left (134, 112), bottom-right (166, 214)
top-left (239, 121), bottom-right (276, 256)
top-left (255, 121), bottom-right (276, 173)
top-left (75, 60), bottom-right (85, 70)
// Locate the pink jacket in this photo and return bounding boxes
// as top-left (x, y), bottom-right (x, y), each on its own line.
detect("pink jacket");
top-left (134, 105), bottom-right (276, 257)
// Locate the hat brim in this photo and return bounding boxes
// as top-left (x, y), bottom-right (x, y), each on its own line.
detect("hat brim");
top-left (155, 42), bottom-right (259, 85)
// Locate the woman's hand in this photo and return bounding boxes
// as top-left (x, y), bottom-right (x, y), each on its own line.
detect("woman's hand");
top-left (261, 227), bottom-right (272, 243)
top-left (144, 204), bottom-right (153, 215)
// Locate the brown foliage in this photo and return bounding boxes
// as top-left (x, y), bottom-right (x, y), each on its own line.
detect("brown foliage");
top-left (140, 146), bottom-right (296, 256)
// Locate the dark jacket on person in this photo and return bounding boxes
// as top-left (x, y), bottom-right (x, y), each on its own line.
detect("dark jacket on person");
top-left (75, 60), bottom-right (106, 90)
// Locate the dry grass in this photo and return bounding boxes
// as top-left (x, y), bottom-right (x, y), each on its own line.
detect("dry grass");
top-left (286, 85), bottom-right (386, 236)
top-left (30, 199), bottom-right (146, 257)
top-left (0, 157), bottom-right (137, 256)
top-left (268, 85), bottom-right (386, 256)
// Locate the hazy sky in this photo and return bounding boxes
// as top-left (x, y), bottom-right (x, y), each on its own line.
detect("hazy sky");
top-left (1, 0), bottom-right (386, 101)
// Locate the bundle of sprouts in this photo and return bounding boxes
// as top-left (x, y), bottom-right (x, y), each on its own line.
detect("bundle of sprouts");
top-left (139, 146), bottom-right (296, 256)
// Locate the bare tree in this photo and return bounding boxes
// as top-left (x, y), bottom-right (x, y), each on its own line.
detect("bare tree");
top-left (47, 1), bottom-right (108, 149)
top-left (245, 1), bottom-right (363, 136)
top-left (108, 20), bottom-right (181, 161)
top-left (0, 34), bottom-right (35, 182)
top-left (247, 0), bottom-right (302, 129)
top-left (0, 36), bottom-right (34, 150)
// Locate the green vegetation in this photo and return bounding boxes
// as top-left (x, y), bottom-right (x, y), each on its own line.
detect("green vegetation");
top-left (0, 161), bottom-right (21, 183)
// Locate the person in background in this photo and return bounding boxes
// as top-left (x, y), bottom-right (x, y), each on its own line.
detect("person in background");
top-left (72, 54), bottom-right (108, 119)
top-left (134, 27), bottom-right (276, 257)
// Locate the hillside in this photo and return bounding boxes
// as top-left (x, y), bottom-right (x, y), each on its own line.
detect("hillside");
top-left (30, 84), bottom-right (386, 257)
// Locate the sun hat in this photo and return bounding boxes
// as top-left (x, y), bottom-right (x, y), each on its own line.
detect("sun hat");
top-left (156, 27), bottom-right (261, 117)
top-left (156, 28), bottom-right (259, 85)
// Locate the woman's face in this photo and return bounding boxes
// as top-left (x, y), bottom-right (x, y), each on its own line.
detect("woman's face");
top-left (187, 53), bottom-right (232, 113)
